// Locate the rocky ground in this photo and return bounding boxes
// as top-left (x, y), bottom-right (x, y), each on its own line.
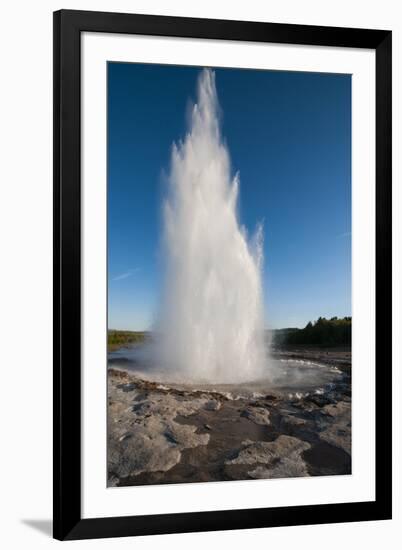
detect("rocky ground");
top-left (108, 348), bottom-right (351, 487)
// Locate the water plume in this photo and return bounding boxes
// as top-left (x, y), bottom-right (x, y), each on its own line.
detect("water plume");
top-left (158, 68), bottom-right (266, 383)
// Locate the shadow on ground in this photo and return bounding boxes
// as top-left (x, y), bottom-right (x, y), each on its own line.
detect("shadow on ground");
top-left (22, 519), bottom-right (52, 538)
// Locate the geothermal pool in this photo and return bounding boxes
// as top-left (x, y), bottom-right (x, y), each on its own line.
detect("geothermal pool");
top-left (108, 343), bottom-right (343, 398)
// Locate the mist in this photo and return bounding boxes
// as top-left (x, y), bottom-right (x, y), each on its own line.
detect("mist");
top-left (156, 69), bottom-right (267, 383)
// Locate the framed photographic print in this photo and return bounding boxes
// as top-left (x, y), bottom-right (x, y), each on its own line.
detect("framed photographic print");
top-left (53, 9), bottom-right (392, 540)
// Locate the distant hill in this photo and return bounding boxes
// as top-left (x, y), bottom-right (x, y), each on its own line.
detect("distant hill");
top-left (271, 317), bottom-right (351, 347)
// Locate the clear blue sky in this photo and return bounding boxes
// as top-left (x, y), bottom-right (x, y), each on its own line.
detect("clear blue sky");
top-left (108, 63), bottom-right (351, 330)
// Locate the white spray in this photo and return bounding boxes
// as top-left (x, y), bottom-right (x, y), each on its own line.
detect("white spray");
top-left (158, 69), bottom-right (266, 383)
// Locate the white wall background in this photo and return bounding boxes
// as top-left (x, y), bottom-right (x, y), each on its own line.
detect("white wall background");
top-left (0, 0), bottom-right (400, 548)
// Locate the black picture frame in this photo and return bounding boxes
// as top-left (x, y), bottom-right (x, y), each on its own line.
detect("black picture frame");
top-left (53, 9), bottom-right (392, 541)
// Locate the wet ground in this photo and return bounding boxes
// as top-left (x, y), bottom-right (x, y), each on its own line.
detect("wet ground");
top-left (108, 347), bottom-right (351, 487)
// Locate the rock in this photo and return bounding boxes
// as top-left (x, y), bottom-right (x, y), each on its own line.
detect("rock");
top-left (305, 394), bottom-right (335, 407)
top-left (119, 433), bottom-right (132, 442)
top-left (225, 435), bottom-right (310, 479)
top-left (117, 383), bottom-right (136, 393)
top-left (107, 475), bottom-right (120, 487)
top-left (280, 414), bottom-right (307, 435)
top-left (164, 431), bottom-right (179, 445)
top-left (204, 399), bottom-right (221, 411)
top-left (264, 394), bottom-right (278, 401)
top-left (109, 431), bottom-right (182, 478)
top-left (108, 363), bottom-right (351, 484)
top-left (108, 374), bottom-right (211, 480)
top-left (241, 406), bottom-right (270, 425)
top-left (319, 401), bottom-right (351, 454)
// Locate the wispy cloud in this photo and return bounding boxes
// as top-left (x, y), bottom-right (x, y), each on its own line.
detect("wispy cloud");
top-left (112, 268), bottom-right (140, 282)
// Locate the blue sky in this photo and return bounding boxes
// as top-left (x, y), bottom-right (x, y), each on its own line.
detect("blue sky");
top-left (108, 63), bottom-right (351, 330)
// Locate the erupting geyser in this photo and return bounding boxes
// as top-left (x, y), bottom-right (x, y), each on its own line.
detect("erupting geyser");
top-left (158, 69), bottom-right (266, 383)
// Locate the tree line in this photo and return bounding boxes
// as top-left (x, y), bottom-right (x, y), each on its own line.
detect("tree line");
top-left (108, 330), bottom-right (147, 350)
top-left (274, 316), bottom-right (351, 347)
